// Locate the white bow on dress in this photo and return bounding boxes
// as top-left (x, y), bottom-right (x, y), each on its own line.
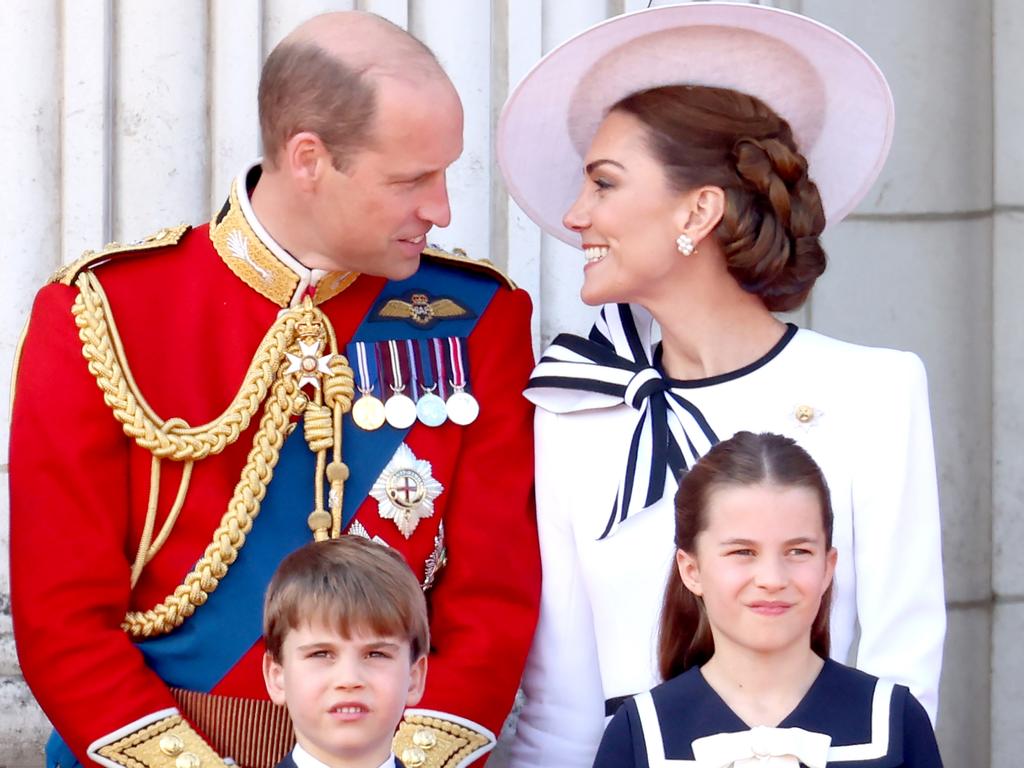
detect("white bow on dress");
top-left (691, 725), bottom-right (832, 768)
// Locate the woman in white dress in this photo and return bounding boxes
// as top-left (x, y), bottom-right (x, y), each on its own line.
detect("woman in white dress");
top-left (496, 5), bottom-right (945, 768)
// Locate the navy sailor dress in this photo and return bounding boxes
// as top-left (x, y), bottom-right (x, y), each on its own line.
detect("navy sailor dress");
top-left (592, 659), bottom-right (942, 768)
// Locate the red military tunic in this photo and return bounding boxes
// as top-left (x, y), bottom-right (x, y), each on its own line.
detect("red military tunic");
top-left (9, 167), bottom-right (540, 768)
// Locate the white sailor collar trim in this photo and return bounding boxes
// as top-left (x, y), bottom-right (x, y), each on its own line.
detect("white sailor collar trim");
top-left (633, 674), bottom-right (899, 767)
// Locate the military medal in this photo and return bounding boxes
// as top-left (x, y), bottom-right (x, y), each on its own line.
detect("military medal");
top-left (352, 341), bottom-right (386, 431)
top-left (383, 340), bottom-right (417, 429)
top-left (444, 336), bottom-right (479, 426)
top-left (446, 390), bottom-right (479, 425)
top-left (353, 395), bottom-right (386, 431)
top-left (414, 339), bottom-right (447, 427)
top-left (417, 388), bottom-right (448, 427)
top-left (370, 443), bottom-right (444, 538)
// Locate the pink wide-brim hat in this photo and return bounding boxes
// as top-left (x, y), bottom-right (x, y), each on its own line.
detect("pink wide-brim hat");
top-left (497, 2), bottom-right (894, 247)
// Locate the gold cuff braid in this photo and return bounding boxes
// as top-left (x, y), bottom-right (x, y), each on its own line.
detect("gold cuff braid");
top-left (95, 715), bottom-right (227, 768)
top-left (393, 714), bottom-right (495, 768)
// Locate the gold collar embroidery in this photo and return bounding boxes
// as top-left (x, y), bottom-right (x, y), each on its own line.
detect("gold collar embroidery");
top-left (209, 172), bottom-right (358, 307)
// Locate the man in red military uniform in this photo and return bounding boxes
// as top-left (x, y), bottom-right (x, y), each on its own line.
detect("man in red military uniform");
top-left (9, 12), bottom-right (539, 768)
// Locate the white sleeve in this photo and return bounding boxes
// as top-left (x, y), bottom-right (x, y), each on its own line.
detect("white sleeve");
top-left (851, 351), bottom-right (945, 724)
top-left (508, 408), bottom-right (607, 768)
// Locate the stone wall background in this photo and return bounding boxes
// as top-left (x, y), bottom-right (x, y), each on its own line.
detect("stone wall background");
top-left (0, 0), bottom-right (1017, 765)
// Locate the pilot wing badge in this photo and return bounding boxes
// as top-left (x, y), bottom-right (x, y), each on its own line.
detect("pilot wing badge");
top-left (374, 291), bottom-right (473, 328)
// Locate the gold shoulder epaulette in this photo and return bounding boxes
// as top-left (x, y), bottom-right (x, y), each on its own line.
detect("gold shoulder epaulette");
top-left (421, 245), bottom-right (517, 291)
top-left (50, 224), bottom-right (191, 286)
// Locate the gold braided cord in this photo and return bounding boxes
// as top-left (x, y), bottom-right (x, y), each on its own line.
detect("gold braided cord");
top-left (129, 457), bottom-right (163, 588)
top-left (122, 370), bottom-right (300, 637)
top-left (324, 347), bottom-right (354, 537)
top-left (324, 358), bottom-right (355, 413)
top-left (129, 457), bottom-right (194, 589)
top-left (69, 270), bottom-right (353, 637)
top-left (72, 271), bottom-right (299, 461)
top-left (303, 402), bottom-right (334, 451)
top-left (309, 388), bottom-right (331, 543)
top-left (302, 352), bottom-right (355, 541)
top-left (145, 460), bottom-right (194, 566)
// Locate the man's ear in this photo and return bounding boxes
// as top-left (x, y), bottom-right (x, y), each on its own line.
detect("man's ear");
top-left (262, 651), bottom-right (287, 706)
top-left (676, 548), bottom-right (703, 597)
top-left (406, 654), bottom-right (428, 707)
top-left (673, 185), bottom-right (725, 248)
top-left (282, 131), bottom-right (331, 191)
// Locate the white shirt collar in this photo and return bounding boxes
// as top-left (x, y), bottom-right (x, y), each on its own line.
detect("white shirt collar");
top-left (291, 743), bottom-right (397, 768)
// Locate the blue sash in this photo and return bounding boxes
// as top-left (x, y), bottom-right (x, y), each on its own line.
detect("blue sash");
top-left (46, 261), bottom-right (498, 765)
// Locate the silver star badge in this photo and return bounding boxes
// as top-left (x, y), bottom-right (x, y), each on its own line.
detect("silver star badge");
top-left (286, 339), bottom-right (334, 390)
top-left (370, 443), bottom-right (444, 538)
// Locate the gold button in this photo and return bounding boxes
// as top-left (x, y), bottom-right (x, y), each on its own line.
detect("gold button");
top-left (159, 735), bottom-right (184, 756)
top-left (293, 392), bottom-right (309, 412)
top-left (175, 753), bottom-right (202, 768)
top-left (413, 728), bottom-right (438, 749)
top-left (795, 405), bottom-right (814, 423)
top-left (401, 747), bottom-right (427, 767)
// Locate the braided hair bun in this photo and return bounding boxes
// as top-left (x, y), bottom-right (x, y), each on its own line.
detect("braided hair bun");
top-left (613, 85), bottom-right (827, 312)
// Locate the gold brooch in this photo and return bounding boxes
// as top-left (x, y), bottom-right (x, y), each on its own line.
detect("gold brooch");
top-left (791, 403), bottom-right (824, 431)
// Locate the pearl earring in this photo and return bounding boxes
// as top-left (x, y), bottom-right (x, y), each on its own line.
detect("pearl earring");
top-left (676, 233), bottom-right (695, 256)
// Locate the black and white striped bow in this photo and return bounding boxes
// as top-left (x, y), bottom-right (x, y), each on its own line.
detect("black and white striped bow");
top-left (526, 303), bottom-right (719, 538)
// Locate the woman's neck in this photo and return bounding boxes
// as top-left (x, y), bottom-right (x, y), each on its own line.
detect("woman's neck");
top-left (700, 642), bottom-right (824, 727)
top-left (638, 263), bottom-right (787, 381)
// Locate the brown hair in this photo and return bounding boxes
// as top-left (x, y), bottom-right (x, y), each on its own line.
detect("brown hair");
top-left (612, 85), bottom-right (827, 312)
top-left (264, 537), bottom-right (429, 662)
top-left (658, 431), bottom-right (834, 680)
top-left (258, 41), bottom-right (378, 171)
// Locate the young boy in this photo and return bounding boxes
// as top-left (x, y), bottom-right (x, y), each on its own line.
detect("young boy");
top-left (263, 537), bottom-right (429, 768)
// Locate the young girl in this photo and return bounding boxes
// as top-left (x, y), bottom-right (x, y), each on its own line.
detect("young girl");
top-left (593, 432), bottom-right (942, 768)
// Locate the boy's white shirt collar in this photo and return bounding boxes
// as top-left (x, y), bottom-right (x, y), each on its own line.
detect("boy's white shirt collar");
top-left (291, 743), bottom-right (397, 768)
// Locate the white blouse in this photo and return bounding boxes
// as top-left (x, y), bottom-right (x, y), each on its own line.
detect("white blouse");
top-left (508, 323), bottom-right (945, 768)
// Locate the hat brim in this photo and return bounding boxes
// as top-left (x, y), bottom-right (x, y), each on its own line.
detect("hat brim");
top-left (497, 2), bottom-right (894, 246)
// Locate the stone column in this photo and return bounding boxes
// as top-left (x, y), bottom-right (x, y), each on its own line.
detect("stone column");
top-left (804, 0), bottom-right (994, 764)
top-left (992, 0), bottom-right (1024, 765)
top-left (0, 2), bottom-right (64, 761)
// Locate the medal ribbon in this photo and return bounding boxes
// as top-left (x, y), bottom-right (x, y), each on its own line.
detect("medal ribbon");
top-left (432, 337), bottom-right (449, 399)
top-left (387, 339), bottom-right (406, 394)
top-left (405, 339), bottom-right (420, 401)
top-left (447, 336), bottom-right (468, 391)
top-left (355, 341), bottom-right (377, 395)
top-left (373, 342), bottom-right (391, 395)
top-left (415, 339), bottom-right (435, 392)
